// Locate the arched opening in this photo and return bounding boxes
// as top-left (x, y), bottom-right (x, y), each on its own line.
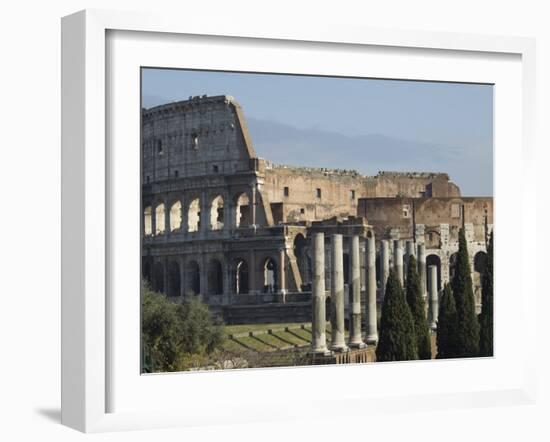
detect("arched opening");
top-left (210, 195), bottom-right (224, 230)
top-left (234, 193), bottom-right (250, 227)
top-left (234, 259), bottom-right (249, 294)
top-left (293, 234), bottom-right (307, 284)
top-left (208, 259), bottom-right (223, 295)
top-left (153, 261), bottom-right (164, 293)
top-left (169, 201), bottom-right (182, 231)
top-left (167, 261), bottom-right (181, 297)
top-left (155, 203), bottom-right (165, 235)
top-left (262, 257), bottom-right (278, 293)
top-left (473, 251), bottom-right (488, 311)
top-left (143, 206), bottom-right (152, 235)
top-left (426, 254), bottom-right (441, 291)
top-left (187, 198), bottom-right (200, 232)
top-left (185, 261), bottom-right (201, 296)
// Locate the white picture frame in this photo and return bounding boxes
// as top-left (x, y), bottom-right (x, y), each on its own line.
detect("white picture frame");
top-left (61, 9), bottom-right (537, 433)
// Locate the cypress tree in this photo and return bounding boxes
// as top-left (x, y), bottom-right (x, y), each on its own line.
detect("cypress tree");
top-left (479, 231), bottom-right (494, 357)
top-left (436, 283), bottom-right (459, 359)
top-left (451, 228), bottom-right (480, 357)
top-left (376, 269), bottom-right (418, 362)
top-left (405, 256), bottom-right (432, 360)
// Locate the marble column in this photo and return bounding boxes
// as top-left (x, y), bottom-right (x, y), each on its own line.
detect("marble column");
top-left (349, 235), bottom-right (365, 348)
top-left (393, 239), bottom-right (404, 286)
top-left (330, 234), bottom-right (348, 352)
top-left (311, 233), bottom-right (329, 355)
top-left (417, 243), bottom-right (427, 301)
top-left (428, 265), bottom-right (439, 330)
top-left (366, 236), bottom-right (378, 344)
top-left (380, 239), bottom-right (390, 299)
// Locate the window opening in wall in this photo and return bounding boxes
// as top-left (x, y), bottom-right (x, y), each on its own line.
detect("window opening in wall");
top-left (174, 170), bottom-right (179, 178)
top-left (235, 193), bottom-right (250, 227)
top-left (146, 176), bottom-right (150, 183)
top-left (188, 198), bottom-right (201, 232)
top-left (300, 208), bottom-right (305, 214)
top-left (213, 165), bottom-right (219, 173)
top-left (170, 201), bottom-right (182, 231)
top-left (155, 203), bottom-right (165, 235)
top-left (157, 140), bottom-right (163, 155)
top-left (191, 133), bottom-right (199, 150)
top-left (284, 187), bottom-right (289, 197)
top-left (402, 204), bottom-right (411, 218)
top-left (143, 206), bottom-right (152, 235)
top-left (350, 189), bottom-right (356, 200)
top-left (316, 188), bottom-right (322, 198)
top-left (210, 196), bottom-right (225, 230)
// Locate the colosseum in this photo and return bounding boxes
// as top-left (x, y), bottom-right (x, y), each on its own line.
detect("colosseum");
top-left (141, 94), bottom-right (493, 324)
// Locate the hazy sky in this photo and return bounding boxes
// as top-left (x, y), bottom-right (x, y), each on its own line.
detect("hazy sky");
top-left (142, 68), bottom-right (493, 196)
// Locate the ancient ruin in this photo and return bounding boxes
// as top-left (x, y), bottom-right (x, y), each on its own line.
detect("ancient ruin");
top-left (141, 94), bottom-right (493, 331)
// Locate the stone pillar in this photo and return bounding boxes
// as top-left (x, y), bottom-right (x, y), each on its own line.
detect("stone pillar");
top-left (163, 256), bottom-right (169, 295)
top-left (330, 234), bottom-right (348, 352)
top-left (151, 204), bottom-right (157, 236)
top-left (417, 243), bottom-right (427, 301)
top-left (366, 236), bottom-right (378, 344)
top-left (380, 239), bottom-right (390, 299)
top-left (279, 248), bottom-right (287, 300)
top-left (428, 265), bottom-right (439, 330)
top-left (250, 184), bottom-right (257, 227)
top-left (393, 239), bottom-right (404, 286)
top-left (311, 233), bottom-right (330, 355)
top-left (200, 192), bottom-right (209, 235)
top-left (181, 196), bottom-right (188, 236)
top-left (249, 249), bottom-right (256, 294)
top-left (165, 205), bottom-right (171, 235)
top-left (349, 235), bottom-right (365, 348)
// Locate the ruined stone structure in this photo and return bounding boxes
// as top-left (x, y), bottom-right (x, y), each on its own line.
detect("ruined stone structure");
top-left (141, 95), bottom-right (492, 325)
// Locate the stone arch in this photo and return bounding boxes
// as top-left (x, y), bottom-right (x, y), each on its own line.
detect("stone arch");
top-left (293, 233), bottom-right (308, 284)
top-left (234, 258), bottom-right (249, 294)
top-left (153, 261), bottom-right (165, 293)
top-left (262, 257), bottom-right (278, 293)
top-left (155, 203), bottom-right (165, 235)
top-left (426, 254), bottom-right (441, 291)
top-left (210, 195), bottom-right (225, 230)
top-left (208, 259), bottom-right (223, 295)
top-left (234, 192), bottom-right (250, 228)
top-left (143, 206), bottom-right (152, 235)
top-left (185, 260), bottom-right (200, 296)
top-left (167, 260), bottom-right (181, 297)
top-left (187, 198), bottom-right (201, 232)
top-left (169, 201), bottom-right (182, 231)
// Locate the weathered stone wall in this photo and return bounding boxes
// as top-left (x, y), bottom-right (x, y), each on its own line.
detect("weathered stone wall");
top-left (141, 95), bottom-right (254, 183)
top-left (263, 165), bottom-right (461, 224)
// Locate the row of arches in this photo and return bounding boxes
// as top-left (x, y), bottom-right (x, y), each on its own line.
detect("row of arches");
top-left (143, 192), bottom-right (253, 236)
top-left (143, 255), bottom-right (281, 297)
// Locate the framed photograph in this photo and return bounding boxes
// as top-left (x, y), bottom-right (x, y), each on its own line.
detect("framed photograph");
top-left (61, 9), bottom-right (537, 433)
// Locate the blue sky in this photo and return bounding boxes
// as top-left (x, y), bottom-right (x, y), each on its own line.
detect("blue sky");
top-left (142, 68), bottom-right (493, 196)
